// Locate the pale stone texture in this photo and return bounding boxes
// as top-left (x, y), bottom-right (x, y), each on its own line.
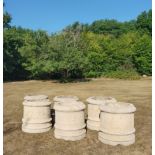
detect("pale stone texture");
top-left (53, 95), bottom-right (79, 102)
top-left (24, 95), bottom-right (48, 101)
top-left (86, 96), bottom-right (117, 131)
top-left (54, 101), bottom-right (86, 141)
top-left (99, 102), bottom-right (136, 146)
top-left (22, 95), bottom-right (52, 133)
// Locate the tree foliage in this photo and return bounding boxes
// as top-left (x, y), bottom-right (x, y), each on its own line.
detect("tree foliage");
top-left (136, 10), bottom-right (152, 35)
top-left (3, 9), bottom-right (152, 81)
top-left (3, 12), bottom-right (12, 28)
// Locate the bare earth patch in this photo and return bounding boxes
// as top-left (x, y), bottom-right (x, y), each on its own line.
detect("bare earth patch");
top-left (3, 77), bottom-right (152, 155)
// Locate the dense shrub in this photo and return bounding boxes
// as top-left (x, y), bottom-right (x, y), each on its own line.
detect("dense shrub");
top-left (104, 70), bottom-right (140, 80)
top-left (84, 71), bottom-right (102, 78)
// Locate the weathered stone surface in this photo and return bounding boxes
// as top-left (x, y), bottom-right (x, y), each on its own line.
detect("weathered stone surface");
top-left (22, 95), bottom-right (52, 133)
top-left (86, 96), bottom-right (117, 105)
top-left (99, 102), bottom-right (136, 146)
top-left (100, 101), bottom-right (136, 114)
top-left (22, 123), bottom-right (52, 133)
top-left (54, 110), bottom-right (85, 130)
top-left (53, 95), bottom-right (79, 102)
top-left (54, 101), bottom-right (86, 141)
top-left (54, 101), bottom-right (85, 112)
top-left (55, 132), bottom-right (86, 141)
top-left (24, 95), bottom-right (48, 101)
top-left (87, 120), bottom-right (100, 131)
top-left (54, 128), bottom-right (86, 141)
top-left (86, 96), bottom-right (117, 131)
top-left (98, 132), bottom-right (135, 146)
top-left (87, 104), bottom-right (100, 122)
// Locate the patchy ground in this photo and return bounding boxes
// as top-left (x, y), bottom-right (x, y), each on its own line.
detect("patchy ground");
top-left (3, 77), bottom-right (152, 155)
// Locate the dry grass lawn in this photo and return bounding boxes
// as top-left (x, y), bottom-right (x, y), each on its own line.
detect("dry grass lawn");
top-left (3, 77), bottom-right (152, 155)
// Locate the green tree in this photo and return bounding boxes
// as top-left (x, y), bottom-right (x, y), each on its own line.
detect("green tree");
top-left (132, 34), bottom-right (152, 75)
top-left (89, 19), bottom-right (124, 37)
top-left (3, 12), bottom-right (12, 28)
top-left (136, 9), bottom-right (152, 35)
top-left (46, 30), bottom-right (87, 79)
top-left (3, 28), bottom-right (27, 80)
top-left (19, 30), bottom-right (49, 78)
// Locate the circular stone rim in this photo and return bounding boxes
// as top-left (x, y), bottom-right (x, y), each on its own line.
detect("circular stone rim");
top-left (86, 96), bottom-right (117, 105)
top-left (54, 101), bottom-right (85, 111)
top-left (24, 95), bottom-right (48, 101)
top-left (23, 100), bottom-right (51, 106)
top-left (53, 95), bottom-right (79, 102)
top-left (100, 102), bottom-right (136, 113)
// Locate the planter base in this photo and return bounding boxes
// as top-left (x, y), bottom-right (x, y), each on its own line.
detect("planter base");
top-left (55, 133), bottom-right (86, 141)
top-left (98, 132), bottom-right (135, 146)
top-left (87, 120), bottom-right (100, 131)
top-left (54, 128), bottom-right (86, 141)
top-left (22, 126), bottom-right (51, 133)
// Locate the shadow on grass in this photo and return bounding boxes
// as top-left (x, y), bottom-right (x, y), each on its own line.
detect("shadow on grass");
top-left (3, 79), bottom-right (29, 83)
top-left (52, 78), bottom-right (91, 83)
top-left (3, 78), bottom-right (92, 84)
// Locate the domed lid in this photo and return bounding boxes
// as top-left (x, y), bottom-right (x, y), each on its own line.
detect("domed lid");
top-left (86, 96), bottom-right (117, 105)
top-left (100, 102), bottom-right (136, 113)
top-left (24, 95), bottom-right (48, 101)
top-left (23, 99), bottom-right (51, 106)
top-left (53, 101), bottom-right (85, 111)
top-left (53, 95), bottom-right (79, 102)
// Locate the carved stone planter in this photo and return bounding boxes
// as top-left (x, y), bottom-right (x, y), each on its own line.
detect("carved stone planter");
top-left (22, 95), bottom-right (52, 133)
top-left (86, 96), bottom-right (117, 131)
top-left (54, 101), bottom-right (86, 141)
top-left (99, 102), bottom-right (136, 146)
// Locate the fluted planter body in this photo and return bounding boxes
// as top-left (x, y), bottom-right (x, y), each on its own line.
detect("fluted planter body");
top-left (99, 102), bottom-right (136, 146)
top-left (54, 101), bottom-right (86, 141)
top-left (22, 95), bottom-right (52, 133)
top-left (86, 96), bottom-right (117, 131)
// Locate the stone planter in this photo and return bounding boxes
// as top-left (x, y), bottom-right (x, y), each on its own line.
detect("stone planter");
top-left (53, 95), bottom-right (79, 102)
top-left (54, 101), bottom-right (86, 141)
top-left (86, 96), bottom-right (117, 131)
top-left (22, 95), bottom-right (52, 133)
top-left (99, 102), bottom-right (136, 146)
